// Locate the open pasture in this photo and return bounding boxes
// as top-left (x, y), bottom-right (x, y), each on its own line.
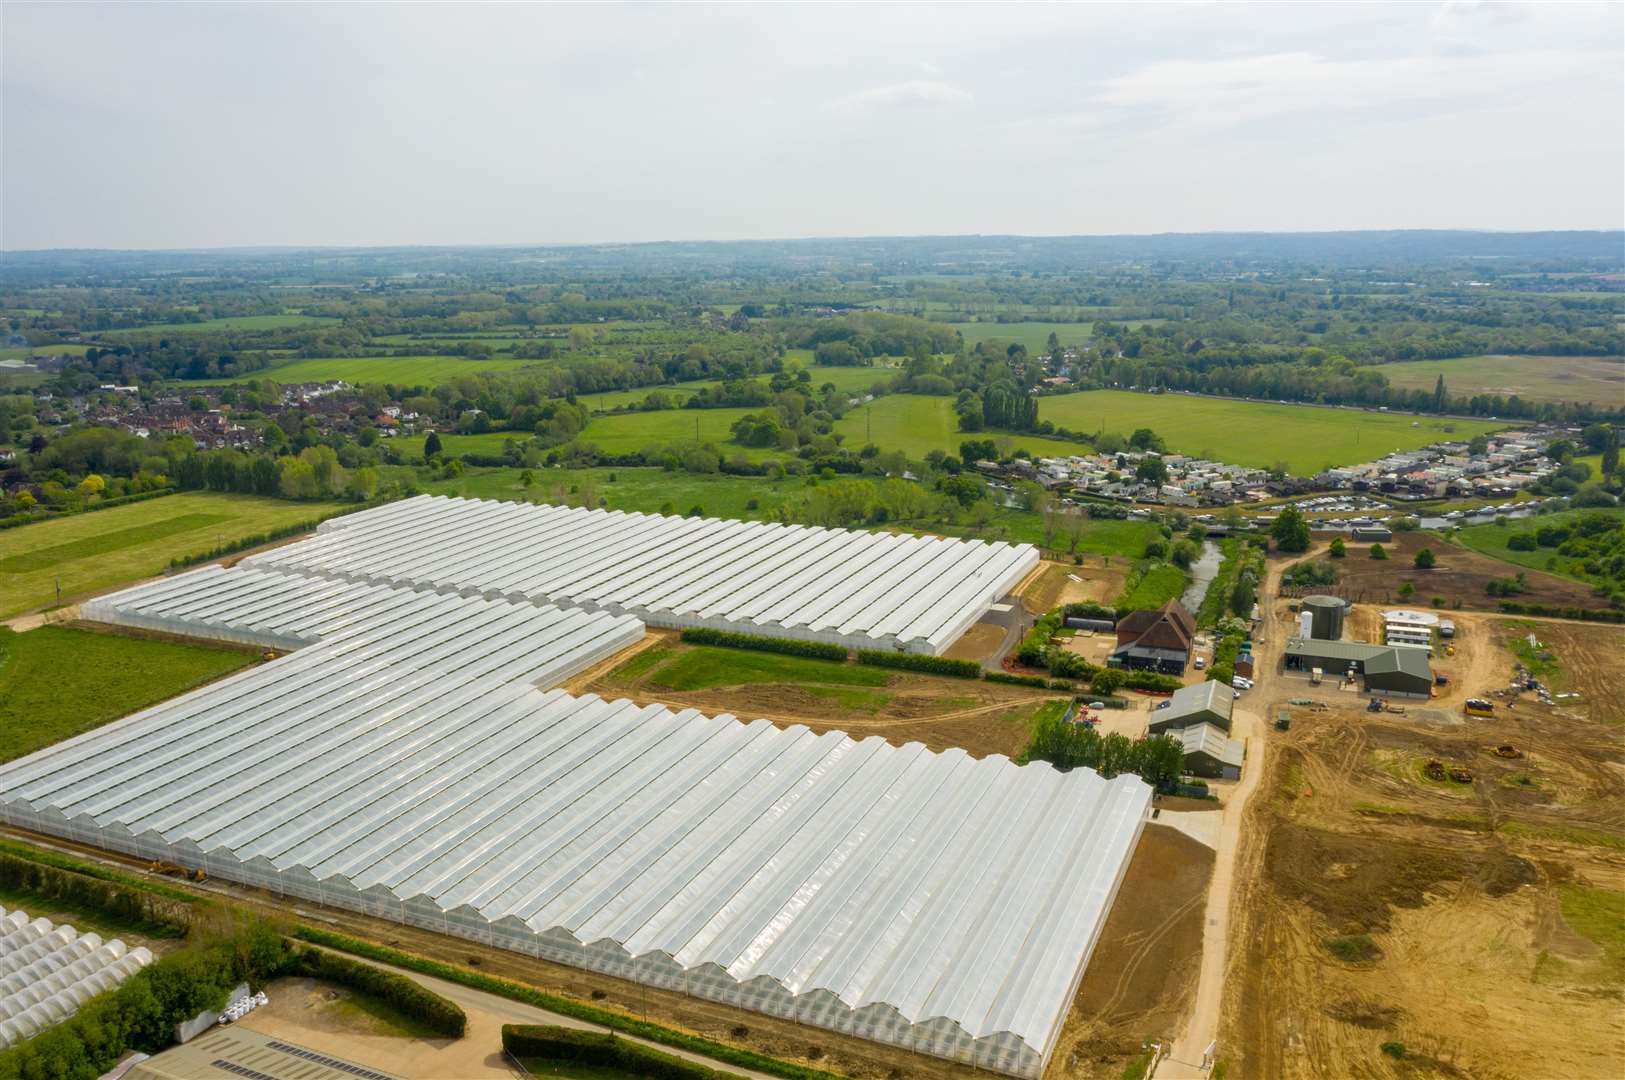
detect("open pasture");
top-left (1370, 354), bottom-right (1624, 405)
top-left (1040, 390), bottom-right (1503, 474)
top-left (188, 353), bottom-right (541, 385)
top-left (0, 492), bottom-right (346, 618)
top-left (580, 365), bottom-right (893, 413)
top-left (950, 320), bottom-right (1161, 353)
top-left (833, 393), bottom-right (1093, 459)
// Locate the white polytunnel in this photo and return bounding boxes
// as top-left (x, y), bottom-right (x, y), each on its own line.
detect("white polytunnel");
top-left (8, 568), bottom-right (1149, 1077)
top-left (241, 496), bottom-right (1040, 655)
top-left (0, 907), bottom-right (152, 1047)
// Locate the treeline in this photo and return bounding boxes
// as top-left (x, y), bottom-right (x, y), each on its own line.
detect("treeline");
top-left (1020, 709), bottom-right (1186, 789)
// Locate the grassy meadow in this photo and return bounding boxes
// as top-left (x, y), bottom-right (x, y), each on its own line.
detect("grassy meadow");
top-left (189, 354), bottom-right (541, 385)
top-left (833, 394), bottom-right (1093, 459)
top-left (1369, 354), bottom-right (1624, 405)
top-left (1039, 390), bottom-right (1504, 474)
top-left (0, 492), bottom-right (347, 618)
top-left (0, 626), bottom-right (255, 762)
top-left (1443, 507), bottom-right (1625, 587)
top-left (580, 365), bottom-right (895, 413)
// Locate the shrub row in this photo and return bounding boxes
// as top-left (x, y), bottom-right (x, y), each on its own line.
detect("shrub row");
top-left (1123, 670), bottom-right (1184, 693)
top-left (1015, 610), bottom-right (1063, 666)
top-left (294, 928), bottom-right (839, 1080)
top-left (855, 650), bottom-right (982, 678)
top-left (503, 1026), bottom-right (746, 1080)
top-left (0, 488), bottom-right (178, 531)
top-left (0, 852), bottom-right (191, 939)
top-left (985, 671), bottom-right (1049, 688)
top-left (1494, 601), bottom-right (1625, 623)
top-left (679, 628), bottom-right (848, 661)
top-left (290, 946), bottom-right (465, 1037)
top-left (1060, 601), bottom-right (1117, 623)
top-left (0, 837), bottom-right (199, 905)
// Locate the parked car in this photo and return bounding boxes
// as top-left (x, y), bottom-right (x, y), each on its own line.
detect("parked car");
top-left (1194, 656), bottom-right (1206, 670)
top-left (1232, 675), bottom-right (1253, 690)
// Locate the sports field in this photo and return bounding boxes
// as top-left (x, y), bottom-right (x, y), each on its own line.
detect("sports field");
top-left (0, 626), bottom-right (255, 763)
top-left (0, 492), bottom-right (346, 618)
top-left (109, 313), bottom-right (333, 336)
top-left (833, 394), bottom-right (1094, 459)
top-left (1370, 354), bottom-right (1624, 405)
top-left (1039, 390), bottom-right (1504, 474)
top-left (189, 354), bottom-right (541, 385)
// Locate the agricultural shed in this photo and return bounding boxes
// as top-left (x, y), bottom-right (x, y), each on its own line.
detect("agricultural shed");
top-left (1362, 647), bottom-right (1434, 698)
top-left (243, 496), bottom-right (1039, 655)
top-left (1148, 680), bottom-right (1236, 736)
top-left (0, 600), bottom-right (1149, 1078)
top-left (1176, 724), bottom-right (1244, 781)
top-left (0, 907), bottom-right (152, 1048)
top-left (127, 1029), bottom-right (401, 1080)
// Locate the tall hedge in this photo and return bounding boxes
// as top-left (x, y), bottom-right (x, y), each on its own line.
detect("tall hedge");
top-left (0, 851), bottom-right (191, 938)
top-left (291, 947), bottom-right (466, 1037)
top-left (680, 628), bottom-right (849, 661)
top-left (503, 1026), bottom-right (746, 1080)
top-left (855, 650), bottom-right (982, 678)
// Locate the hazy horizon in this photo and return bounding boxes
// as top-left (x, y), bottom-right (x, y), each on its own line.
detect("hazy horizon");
top-left (5, 1), bottom-right (1623, 250)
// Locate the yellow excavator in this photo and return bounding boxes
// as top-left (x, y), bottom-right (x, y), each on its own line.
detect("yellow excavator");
top-left (149, 861), bottom-right (207, 883)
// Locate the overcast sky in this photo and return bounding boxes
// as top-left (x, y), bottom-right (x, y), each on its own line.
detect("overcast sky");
top-left (4, 1), bottom-right (1622, 250)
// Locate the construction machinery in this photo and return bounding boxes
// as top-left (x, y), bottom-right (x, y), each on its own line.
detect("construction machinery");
top-left (149, 861), bottom-right (206, 882)
top-left (1367, 698), bottom-right (1386, 713)
top-left (1465, 698), bottom-right (1495, 718)
top-left (1448, 766), bottom-right (1474, 783)
top-left (1423, 759), bottom-right (1448, 781)
top-left (1493, 744), bottom-right (1522, 759)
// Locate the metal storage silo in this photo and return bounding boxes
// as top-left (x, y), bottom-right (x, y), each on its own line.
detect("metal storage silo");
top-left (1303, 595), bottom-right (1346, 640)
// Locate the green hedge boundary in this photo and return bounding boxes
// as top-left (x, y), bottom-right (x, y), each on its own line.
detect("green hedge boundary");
top-left (294, 927), bottom-right (840, 1080)
top-left (504, 1026), bottom-right (747, 1080)
top-left (679, 628), bottom-right (848, 661)
top-left (291, 946), bottom-right (466, 1037)
top-left (0, 851), bottom-right (191, 939)
top-left (1495, 601), bottom-right (1625, 623)
top-left (985, 671), bottom-right (1049, 688)
top-left (0, 837), bottom-right (201, 905)
top-left (0, 488), bottom-right (178, 531)
top-left (855, 650), bottom-right (982, 678)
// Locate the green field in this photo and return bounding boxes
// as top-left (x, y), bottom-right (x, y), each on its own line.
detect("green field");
top-left (646, 646), bottom-right (890, 693)
top-left (575, 407), bottom-right (768, 456)
top-left (1444, 508), bottom-right (1625, 587)
top-left (0, 625), bottom-right (254, 762)
top-left (834, 394), bottom-right (1094, 459)
top-left (189, 354), bottom-right (541, 386)
top-left (0, 343), bottom-right (90, 362)
top-left (1118, 562), bottom-right (1189, 610)
top-left (0, 492), bottom-right (347, 618)
top-left (109, 313), bottom-right (333, 336)
top-left (580, 366), bottom-right (895, 413)
top-left (1370, 354), bottom-right (1624, 405)
top-left (951, 321), bottom-right (1160, 353)
top-left (1038, 391), bottom-right (1503, 474)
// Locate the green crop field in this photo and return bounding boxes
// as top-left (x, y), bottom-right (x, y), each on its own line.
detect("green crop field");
top-left (188, 354), bottom-right (541, 386)
top-left (0, 492), bottom-right (346, 618)
top-left (834, 394), bottom-right (1093, 459)
top-left (0, 344), bottom-right (90, 362)
top-left (1038, 390), bottom-right (1504, 474)
top-left (1369, 354), bottom-right (1624, 405)
top-left (646, 646), bottom-right (890, 693)
top-left (108, 313), bottom-right (334, 336)
top-left (0, 626), bottom-right (254, 763)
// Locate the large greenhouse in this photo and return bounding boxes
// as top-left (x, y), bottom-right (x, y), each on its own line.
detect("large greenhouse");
top-left (9, 571), bottom-right (1150, 1077)
top-left (243, 496), bottom-right (1039, 654)
top-left (0, 907), bottom-right (152, 1048)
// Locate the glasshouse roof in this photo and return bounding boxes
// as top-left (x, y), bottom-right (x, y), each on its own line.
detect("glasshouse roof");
top-left (242, 496), bottom-right (1039, 655)
top-left (0, 907), bottom-right (152, 1048)
top-left (2, 586), bottom-right (1148, 1077)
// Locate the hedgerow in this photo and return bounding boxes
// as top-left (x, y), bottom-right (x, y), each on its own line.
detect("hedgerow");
top-left (502, 1026), bottom-right (745, 1080)
top-left (293, 928), bottom-right (839, 1080)
top-left (984, 671), bottom-right (1049, 688)
top-left (0, 852), bottom-right (191, 939)
top-left (855, 650), bottom-right (982, 678)
top-left (679, 628), bottom-right (849, 661)
top-left (290, 947), bottom-right (465, 1037)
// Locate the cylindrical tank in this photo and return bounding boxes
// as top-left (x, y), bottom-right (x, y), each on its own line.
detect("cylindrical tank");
top-left (1303, 595), bottom-right (1345, 640)
top-left (1298, 610), bottom-right (1313, 640)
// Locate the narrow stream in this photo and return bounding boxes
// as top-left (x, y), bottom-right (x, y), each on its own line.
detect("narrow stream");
top-left (1180, 539), bottom-right (1222, 613)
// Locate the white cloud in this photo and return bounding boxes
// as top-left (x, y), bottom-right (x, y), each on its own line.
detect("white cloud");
top-left (827, 79), bottom-right (972, 112)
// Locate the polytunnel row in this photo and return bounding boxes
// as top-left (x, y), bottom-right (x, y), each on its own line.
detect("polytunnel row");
top-left (0, 906), bottom-right (151, 1048)
top-left (244, 496), bottom-right (1040, 655)
top-left (0, 623), bottom-right (1151, 1078)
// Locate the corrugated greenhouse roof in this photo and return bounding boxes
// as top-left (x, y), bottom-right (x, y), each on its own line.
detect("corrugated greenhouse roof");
top-left (242, 496), bottom-right (1039, 655)
top-left (0, 907), bottom-right (152, 1048)
top-left (9, 575), bottom-right (1147, 1077)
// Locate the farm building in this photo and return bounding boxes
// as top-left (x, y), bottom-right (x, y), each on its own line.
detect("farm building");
top-left (1352, 524), bottom-right (1393, 543)
top-left (127, 1030), bottom-right (400, 1080)
top-left (9, 571), bottom-right (1151, 1078)
top-left (1176, 724), bottom-right (1244, 781)
top-left (1283, 638), bottom-right (1433, 698)
top-left (242, 496), bottom-right (1039, 655)
top-left (1110, 600), bottom-right (1195, 674)
top-left (1147, 680), bottom-right (1236, 736)
top-left (0, 908), bottom-right (152, 1048)
top-left (1383, 609), bottom-right (1438, 652)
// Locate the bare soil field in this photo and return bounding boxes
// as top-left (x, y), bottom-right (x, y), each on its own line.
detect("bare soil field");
top-left (1301, 531), bottom-right (1605, 611)
top-left (1221, 614), bottom-right (1625, 1080)
top-left (1022, 558), bottom-right (1127, 614)
top-left (1058, 824), bottom-right (1214, 1077)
